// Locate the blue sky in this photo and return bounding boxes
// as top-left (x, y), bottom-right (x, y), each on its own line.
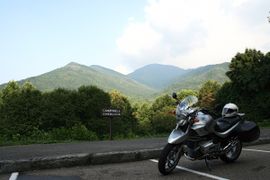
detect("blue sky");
top-left (0, 0), bottom-right (269, 84)
top-left (0, 0), bottom-right (145, 83)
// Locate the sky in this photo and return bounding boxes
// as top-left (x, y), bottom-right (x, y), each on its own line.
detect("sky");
top-left (0, 0), bottom-right (269, 84)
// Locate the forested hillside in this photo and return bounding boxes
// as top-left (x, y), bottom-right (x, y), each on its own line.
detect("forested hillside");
top-left (165, 62), bottom-right (229, 93)
top-left (0, 49), bottom-right (269, 145)
top-left (0, 62), bottom-right (156, 98)
top-left (0, 62), bottom-right (230, 99)
top-left (128, 64), bottom-right (187, 89)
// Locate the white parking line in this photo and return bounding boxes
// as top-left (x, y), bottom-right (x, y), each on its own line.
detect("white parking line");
top-left (243, 148), bottom-right (270, 153)
top-left (150, 159), bottom-right (230, 180)
top-left (9, 172), bottom-right (19, 180)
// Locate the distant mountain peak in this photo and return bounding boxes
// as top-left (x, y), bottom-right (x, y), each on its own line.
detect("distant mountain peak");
top-left (65, 62), bottom-right (83, 67)
top-left (65, 62), bottom-right (89, 71)
top-left (128, 63), bottom-right (187, 89)
top-left (139, 63), bottom-right (184, 69)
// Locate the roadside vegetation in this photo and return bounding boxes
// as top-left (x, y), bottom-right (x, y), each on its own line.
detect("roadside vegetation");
top-left (0, 48), bottom-right (269, 145)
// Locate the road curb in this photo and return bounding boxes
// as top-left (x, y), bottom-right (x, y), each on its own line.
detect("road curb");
top-left (91, 148), bottom-right (162, 165)
top-left (0, 153), bottom-right (91, 174)
top-left (0, 148), bottom-right (162, 174)
top-left (0, 138), bottom-right (269, 174)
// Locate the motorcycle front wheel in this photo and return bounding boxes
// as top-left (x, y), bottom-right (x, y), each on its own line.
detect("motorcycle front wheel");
top-left (158, 143), bottom-right (182, 175)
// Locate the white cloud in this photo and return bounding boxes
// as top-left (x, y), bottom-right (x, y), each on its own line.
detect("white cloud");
top-left (232, 0), bottom-right (250, 7)
top-left (116, 22), bottom-right (162, 57)
top-left (116, 0), bottom-right (270, 70)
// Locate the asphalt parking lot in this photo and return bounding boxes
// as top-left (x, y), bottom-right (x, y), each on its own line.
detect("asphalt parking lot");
top-left (2, 143), bottom-right (270, 180)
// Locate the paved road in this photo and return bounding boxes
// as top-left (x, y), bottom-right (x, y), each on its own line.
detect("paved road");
top-left (0, 138), bottom-right (166, 161)
top-left (2, 143), bottom-right (270, 180)
top-left (1, 128), bottom-right (270, 161)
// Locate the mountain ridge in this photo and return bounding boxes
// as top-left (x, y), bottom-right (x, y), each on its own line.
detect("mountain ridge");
top-left (0, 62), bottom-right (156, 98)
top-left (165, 62), bottom-right (230, 93)
top-left (0, 62), bottom-right (230, 98)
top-left (128, 63), bottom-right (188, 89)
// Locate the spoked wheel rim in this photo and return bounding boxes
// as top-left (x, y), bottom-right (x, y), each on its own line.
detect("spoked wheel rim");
top-left (164, 146), bottom-right (181, 172)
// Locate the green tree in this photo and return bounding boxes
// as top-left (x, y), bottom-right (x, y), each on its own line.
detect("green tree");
top-left (198, 80), bottom-right (221, 109)
top-left (1, 81), bottom-right (20, 98)
top-left (216, 49), bottom-right (270, 122)
top-left (151, 106), bottom-right (175, 134)
top-left (0, 81), bottom-right (20, 137)
top-left (133, 102), bottom-right (153, 135)
top-left (226, 49), bottom-right (264, 92)
top-left (151, 94), bottom-right (174, 112)
top-left (77, 86), bottom-right (111, 138)
top-left (40, 88), bottom-right (79, 130)
top-left (177, 89), bottom-right (198, 101)
top-left (0, 81), bottom-right (42, 138)
top-left (150, 94), bottom-right (176, 134)
top-left (109, 90), bottom-right (137, 137)
top-left (0, 91), bottom-right (2, 107)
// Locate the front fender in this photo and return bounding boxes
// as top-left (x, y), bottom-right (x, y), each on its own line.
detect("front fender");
top-left (168, 128), bottom-right (189, 144)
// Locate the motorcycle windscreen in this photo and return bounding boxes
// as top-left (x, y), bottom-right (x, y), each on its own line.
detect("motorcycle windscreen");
top-left (239, 121), bottom-right (260, 142)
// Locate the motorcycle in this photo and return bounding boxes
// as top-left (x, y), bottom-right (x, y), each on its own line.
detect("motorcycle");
top-left (158, 94), bottom-right (260, 175)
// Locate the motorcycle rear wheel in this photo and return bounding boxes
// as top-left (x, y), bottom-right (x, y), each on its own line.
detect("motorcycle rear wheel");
top-left (158, 143), bottom-right (182, 175)
top-left (220, 138), bottom-right (242, 163)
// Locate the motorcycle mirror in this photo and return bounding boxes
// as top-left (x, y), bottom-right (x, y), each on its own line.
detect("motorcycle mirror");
top-left (172, 92), bottom-right (177, 99)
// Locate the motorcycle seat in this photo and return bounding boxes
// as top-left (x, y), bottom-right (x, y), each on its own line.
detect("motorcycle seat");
top-left (215, 116), bottom-right (241, 132)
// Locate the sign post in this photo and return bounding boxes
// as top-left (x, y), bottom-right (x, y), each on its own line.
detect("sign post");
top-left (102, 108), bottom-right (121, 140)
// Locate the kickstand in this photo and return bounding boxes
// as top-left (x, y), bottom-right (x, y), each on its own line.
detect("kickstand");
top-left (204, 157), bottom-right (212, 171)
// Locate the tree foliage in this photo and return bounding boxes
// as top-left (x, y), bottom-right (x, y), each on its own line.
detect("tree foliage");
top-left (76, 86), bottom-right (111, 137)
top-left (198, 80), bottom-right (221, 110)
top-left (216, 49), bottom-right (270, 121)
top-left (0, 81), bottom-right (42, 137)
top-left (142, 89), bottom-right (198, 134)
top-left (0, 82), bottom-right (111, 141)
top-left (109, 90), bottom-right (137, 136)
top-left (226, 49), bottom-right (266, 92)
top-left (133, 102), bottom-right (153, 135)
top-left (177, 89), bottom-right (198, 100)
top-left (40, 88), bottom-right (79, 130)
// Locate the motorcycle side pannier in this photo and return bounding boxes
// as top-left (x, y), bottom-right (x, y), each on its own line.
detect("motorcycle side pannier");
top-left (239, 121), bottom-right (260, 142)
